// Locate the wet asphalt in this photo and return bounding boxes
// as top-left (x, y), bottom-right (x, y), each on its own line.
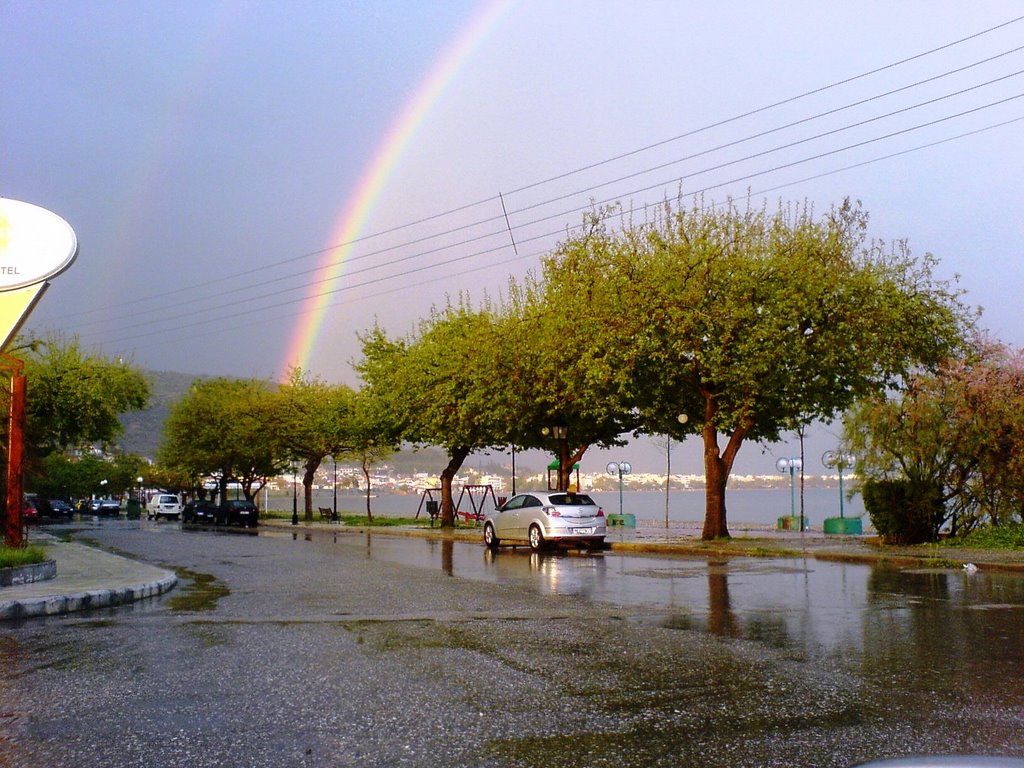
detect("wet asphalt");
top-left (1, 521), bottom-right (1022, 767)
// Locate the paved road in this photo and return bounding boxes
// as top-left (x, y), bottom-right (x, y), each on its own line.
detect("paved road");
top-left (2, 521), bottom-right (1022, 767)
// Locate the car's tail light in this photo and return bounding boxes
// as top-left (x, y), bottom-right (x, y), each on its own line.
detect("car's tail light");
top-left (543, 506), bottom-right (561, 517)
top-left (596, 507), bottom-right (605, 517)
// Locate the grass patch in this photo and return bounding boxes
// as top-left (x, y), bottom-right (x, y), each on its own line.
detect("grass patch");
top-left (0, 544), bottom-right (48, 569)
top-left (949, 523), bottom-right (1024, 550)
top-left (338, 515), bottom-right (431, 527)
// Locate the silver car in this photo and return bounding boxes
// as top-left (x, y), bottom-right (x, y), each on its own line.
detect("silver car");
top-left (483, 491), bottom-right (607, 551)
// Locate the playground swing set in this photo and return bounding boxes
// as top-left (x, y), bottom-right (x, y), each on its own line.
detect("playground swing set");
top-left (415, 484), bottom-right (501, 525)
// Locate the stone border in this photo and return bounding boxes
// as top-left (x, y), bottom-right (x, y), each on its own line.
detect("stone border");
top-left (0, 559), bottom-right (57, 587)
top-left (0, 572), bottom-right (178, 621)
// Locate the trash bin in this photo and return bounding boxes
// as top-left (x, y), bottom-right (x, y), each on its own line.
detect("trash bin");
top-left (125, 499), bottom-right (142, 520)
top-left (425, 500), bottom-right (439, 520)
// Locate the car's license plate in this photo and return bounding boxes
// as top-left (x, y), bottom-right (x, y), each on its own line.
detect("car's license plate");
top-left (571, 527), bottom-right (594, 535)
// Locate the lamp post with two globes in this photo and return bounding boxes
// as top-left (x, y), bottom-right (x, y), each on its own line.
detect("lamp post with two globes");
top-left (606, 461), bottom-right (632, 518)
top-left (776, 457), bottom-right (803, 531)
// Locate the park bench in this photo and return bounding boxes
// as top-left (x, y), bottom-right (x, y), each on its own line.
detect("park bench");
top-left (318, 506), bottom-right (339, 523)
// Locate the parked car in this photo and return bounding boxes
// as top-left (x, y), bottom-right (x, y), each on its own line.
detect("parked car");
top-left (147, 493), bottom-right (183, 521)
top-left (22, 497), bottom-right (41, 523)
top-left (88, 498), bottom-right (121, 517)
top-left (182, 499), bottom-right (218, 525)
top-left (483, 491), bottom-right (606, 551)
top-left (48, 499), bottom-right (75, 520)
top-left (219, 499), bottom-right (258, 527)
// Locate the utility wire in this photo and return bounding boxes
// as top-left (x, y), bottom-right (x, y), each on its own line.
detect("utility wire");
top-left (42, 17), bottom-right (1024, 326)
top-left (85, 107), bottom-right (1024, 350)
top-left (53, 49), bottom-right (1024, 334)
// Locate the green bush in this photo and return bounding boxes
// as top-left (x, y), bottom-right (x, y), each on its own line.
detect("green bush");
top-left (863, 477), bottom-right (945, 544)
top-left (951, 522), bottom-right (1024, 550)
top-left (0, 545), bottom-right (48, 569)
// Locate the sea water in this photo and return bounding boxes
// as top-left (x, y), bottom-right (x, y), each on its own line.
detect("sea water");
top-left (316, 486), bottom-right (865, 529)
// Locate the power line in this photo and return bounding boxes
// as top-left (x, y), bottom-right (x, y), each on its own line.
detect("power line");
top-left (43, 16), bottom-right (1024, 328)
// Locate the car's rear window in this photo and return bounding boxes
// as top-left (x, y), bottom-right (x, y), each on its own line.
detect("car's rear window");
top-left (549, 494), bottom-right (596, 505)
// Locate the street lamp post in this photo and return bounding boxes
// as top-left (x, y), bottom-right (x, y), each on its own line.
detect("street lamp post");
top-left (606, 461), bottom-right (632, 517)
top-left (290, 460), bottom-right (299, 526)
top-left (822, 451), bottom-right (852, 519)
top-left (776, 457), bottom-right (803, 529)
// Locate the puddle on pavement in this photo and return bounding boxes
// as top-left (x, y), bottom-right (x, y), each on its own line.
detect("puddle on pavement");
top-left (167, 567), bottom-right (230, 613)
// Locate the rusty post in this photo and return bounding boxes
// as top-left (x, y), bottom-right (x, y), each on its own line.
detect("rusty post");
top-left (4, 359), bottom-right (26, 547)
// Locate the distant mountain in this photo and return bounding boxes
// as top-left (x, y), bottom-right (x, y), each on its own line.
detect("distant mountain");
top-left (115, 371), bottom-right (510, 475)
top-left (118, 370), bottom-right (207, 459)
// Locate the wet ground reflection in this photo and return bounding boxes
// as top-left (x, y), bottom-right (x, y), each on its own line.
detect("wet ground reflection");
top-left (309, 531), bottom-right (1024, 702)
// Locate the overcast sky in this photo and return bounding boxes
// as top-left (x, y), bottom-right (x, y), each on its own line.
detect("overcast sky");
top-left (4, 1), bottom-right (1022, 475)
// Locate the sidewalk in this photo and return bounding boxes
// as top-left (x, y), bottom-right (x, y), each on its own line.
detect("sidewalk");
top-left (0, 532), bottom-right (178, 621)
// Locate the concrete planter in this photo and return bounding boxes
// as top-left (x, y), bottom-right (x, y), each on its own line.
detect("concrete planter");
top-left (0, 558), bottom-right (57, 587)
top-left (823, 517), bottom-right (863, 535)
top-left (777, 515), bottom-right (811, 531)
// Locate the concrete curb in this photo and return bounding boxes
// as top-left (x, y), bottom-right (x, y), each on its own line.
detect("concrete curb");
top-left (0, 559), bottom-right (57, 587)
top-left (0, 571), bottom-right (178, 621)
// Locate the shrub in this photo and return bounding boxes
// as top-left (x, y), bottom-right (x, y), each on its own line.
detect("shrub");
top-left (863, 477), bottom-right (945, 544)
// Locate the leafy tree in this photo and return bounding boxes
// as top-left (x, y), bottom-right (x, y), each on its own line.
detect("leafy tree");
top-left (541, 199), bottom-right (973, 539)
top-left (491, 274), bottom-right (639, 491)
top-left (845, 339), bottom-right (1024, 535)
top-left (158, 377), bottom-right (280, 505)
top-left (16, 334), bottom-right (150, 455)
top-left (27, 451), bottom-right (145, 501)
top-left (275, 368), bottom-right (356, 521)
top-left (342, 387), bottom-right (399, 522)
top-left (355, 301), bottom-right (506, 527)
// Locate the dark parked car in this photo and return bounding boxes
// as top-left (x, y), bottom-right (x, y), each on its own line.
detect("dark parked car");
top-left (48, 499), bottom-right (75, 519)
top-left (219, 499), bottom-right (258, 527)
top-left (182, 499), bottom-right (218, 525)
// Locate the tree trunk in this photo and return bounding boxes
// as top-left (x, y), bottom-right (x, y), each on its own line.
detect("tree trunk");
top-left (703, 438), bottom-right (730, 540)
top-left (440, 447), bottom-right (470, 528)
top-left (361, 458), bottom-right (373, 523)
top-left (303, 463), bottom-right (316, 523)
top-left (700, 403), bottom-right (750, 540)
top-left (557, 442), bottom-right (589, 492)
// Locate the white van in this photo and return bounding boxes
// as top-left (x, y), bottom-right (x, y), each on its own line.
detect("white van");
top-left (147, 493), bottom-right (183, 520)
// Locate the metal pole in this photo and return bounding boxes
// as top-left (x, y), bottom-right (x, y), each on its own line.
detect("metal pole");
top-left (789, 466), bottom-right (796, 518)
top-left (838, 465), bottom-right (845, 519)
top-left (333, 456), bottom-right (338, 518)
top-left (618, 469), bottom-right (625, 517)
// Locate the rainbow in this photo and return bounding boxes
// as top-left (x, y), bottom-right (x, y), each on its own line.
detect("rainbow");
top-left (282, 0), bottom-right (515, 376)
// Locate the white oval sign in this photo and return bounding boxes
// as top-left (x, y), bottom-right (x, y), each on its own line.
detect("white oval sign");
top-left (0, 197), bottom-right (79, 291)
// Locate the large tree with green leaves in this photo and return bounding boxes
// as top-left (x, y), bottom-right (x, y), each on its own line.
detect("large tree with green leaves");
top-left (541, 199), bottom-right (973, 538)
top-left (356, 300), bottom-right (507, 527)
top-left (17, 334), bottom-right (150, 455)
top-left (491, 275), bottom-right (640, 492)
top-left (274, 368), bottom-right (356, 521)
top-left (158, 377), bottom-right (280, 505)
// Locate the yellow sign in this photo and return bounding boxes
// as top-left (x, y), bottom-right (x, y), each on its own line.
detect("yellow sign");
top-left (0, 283), bottom-right (48, 352)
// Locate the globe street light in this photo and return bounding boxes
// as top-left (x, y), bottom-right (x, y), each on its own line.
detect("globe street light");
top-left (606, 461), bottom-right (632, 517)
top-left (822, 450), bottom-right (853, 519)
top-left (775, 457), bottom-right (803, 528)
